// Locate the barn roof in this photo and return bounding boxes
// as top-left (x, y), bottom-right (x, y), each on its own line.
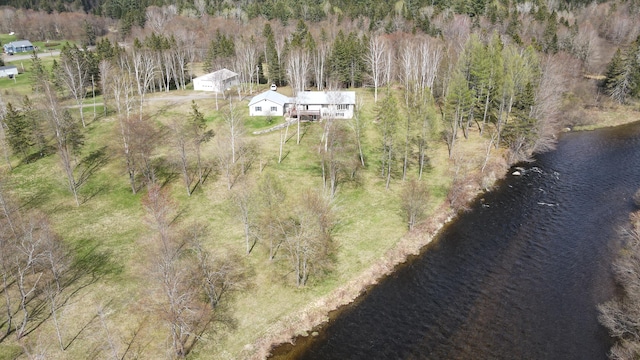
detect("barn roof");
top-left (248, 90), bottom-right (291, 106)
top-left (194, 68), bottom-right (238, 82)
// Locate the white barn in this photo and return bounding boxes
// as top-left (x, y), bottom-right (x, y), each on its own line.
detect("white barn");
top-left (248, 90), bottom-right (291, 117)
top-left (193, 68), bottom-right (239, 92)
top-left (290, 91), bottom-right (356, 120)
top-left (0, 65), bottom-right (18, 78)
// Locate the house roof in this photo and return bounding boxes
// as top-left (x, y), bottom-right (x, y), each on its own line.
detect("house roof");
top-left (5, 40), bottom-right (33, 48)
top-left (194, 68), bottom-right (238, 83)
top-left (248, 90), bottom-right (291, 106)
top-left (294, 91), bottom-right (356, 105)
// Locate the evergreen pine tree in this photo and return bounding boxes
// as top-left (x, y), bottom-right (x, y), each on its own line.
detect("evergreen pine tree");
top-left (604, 49), bottom-right (630, 103)
top-left (4, 103), bottom-right (32, 158)
top-left (263, 23), bottom-right (284, 85)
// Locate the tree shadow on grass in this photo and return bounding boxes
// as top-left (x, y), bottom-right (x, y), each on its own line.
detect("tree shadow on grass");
top-left (0, 239), bottom-right (122, 344)
top-left (153, 157), bottom-right (179, 190)
top-left (19, 145), bottom-right (56, 165)
top-left (19, 188), bottom-right (51, 211)
top-left (75, 146), bottom-right (110, 188)
top-left (72, 238), bottom-right (124, 280)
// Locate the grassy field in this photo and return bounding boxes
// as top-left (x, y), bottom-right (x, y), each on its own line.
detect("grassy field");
top-left (0, 57), bottom-right (518, 359)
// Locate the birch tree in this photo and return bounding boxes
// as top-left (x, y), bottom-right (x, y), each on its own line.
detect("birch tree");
top-left (313, 28), bottom-right (330, 90)
top-left (223, 100), bottom-right (243, 165)
top-left (98, 60), bottom-right (113, 116)
top-left (377, 92), bottom-right (400, 189)
top-left (418, 36), bottom-right (443, 99)
top-left (236, 35), bottom-right (259, 94)
top-left (130, 47), bottom-right (156, 116)
top-left (347, 98), bottom-right (366, 167)
top-left (57, 44), bottom-right (90, 127)
top-left (287, 48), bottom-right (311, 96)
top-left (231, 183), bottom-right (257, 255)
top-left (366, 34), bottom-right (387, 103)
top-left (41, 80), bottom-right (84, 206)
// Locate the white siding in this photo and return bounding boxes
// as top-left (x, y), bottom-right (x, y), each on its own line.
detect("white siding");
top-left (0, 67), bottom-right (18, 78)
top-left (249, 99), bottom-right (285, 116)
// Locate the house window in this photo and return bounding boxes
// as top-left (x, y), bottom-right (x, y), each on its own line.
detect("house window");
top-left (271, 106), bottom-right (278, 112)
top-left (322, 105), bottom-right (328, 108)
top-left (255, 106), bottom-right (262, 112)
top-left (337, 104), bottom-right (349, 110)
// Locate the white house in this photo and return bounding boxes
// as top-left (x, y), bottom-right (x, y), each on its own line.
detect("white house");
top-left (0, 65), bottom-right (18, 78)
top-left (248, 89), bottom-right (291, 117)
top-left (289, 91), bottom-right (356, 120)
top-left (248, 90), bottom-right (356, 120)
top-left (193, 68), bottom-right (239, 92)
top-left (3, 40), bottom-right (34, 55)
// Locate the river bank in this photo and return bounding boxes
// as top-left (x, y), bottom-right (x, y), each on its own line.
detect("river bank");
top-left (249, 204), bottom-right (458, 359)
top-left (252, 105), bottom-right (640, 360)
top-left (249, 165), bottom-right (498, 359)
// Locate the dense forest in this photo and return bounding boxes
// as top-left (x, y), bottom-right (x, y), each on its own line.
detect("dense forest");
top-left (1, 0), bottom-right (640, 358)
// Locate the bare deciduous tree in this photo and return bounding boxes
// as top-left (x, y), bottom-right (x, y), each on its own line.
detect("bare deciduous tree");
top-left (366, 35), bottom-right (388, 103)
top-left (400, 179), bottom-right (430, 231)
top-left (130, 49), bottom-right (157, 117)
top-left (256, 173), bottom-right (286, 261)
top-left (231, 183), bottom-right (258, 255)
top-left (236, 35), bottom-right (259, 95)
top-left (287, 48), bottom-right (311, 96)
top-left (57, 44), bottom-right (90, 127)
top-left (98, 60), bottom-right (113, 116)
top-left (143, 188), bottom-right (240, 358)
top-left (313, 29), bottom-right (330, 90)
top-left (347, 98), bottom-right (366, 167)
top-left (41, 80), bottom-right (83, 206)
top-left (223, 100), bottom-right (243, 165)
top-left (599, 211), bottom-right (640, 359)
top-left (282, 190), bottom-right (334, 287)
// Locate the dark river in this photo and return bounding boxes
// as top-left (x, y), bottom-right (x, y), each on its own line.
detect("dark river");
top-left (270, 122), bottom-right (640, 360)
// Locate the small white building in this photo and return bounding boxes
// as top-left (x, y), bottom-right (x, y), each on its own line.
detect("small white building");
top-left (0, 65), bottom-right (18, 78)
top-left (248, 90), bottom-right (291, 117)
top-left (290, 91), bottom-right (356, 120)
top-left (193, 68), bottom-right (239, 92)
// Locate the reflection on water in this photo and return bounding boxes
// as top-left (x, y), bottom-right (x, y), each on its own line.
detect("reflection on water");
top-left (271, 122), bottom-right (640, 360)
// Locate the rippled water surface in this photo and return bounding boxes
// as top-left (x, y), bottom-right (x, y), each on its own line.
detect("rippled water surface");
top-left (271, 122), bottom-right (640, 360)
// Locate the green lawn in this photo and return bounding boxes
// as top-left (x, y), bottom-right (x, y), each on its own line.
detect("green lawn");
top-left (0, 84), bottom-right (481, 359)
